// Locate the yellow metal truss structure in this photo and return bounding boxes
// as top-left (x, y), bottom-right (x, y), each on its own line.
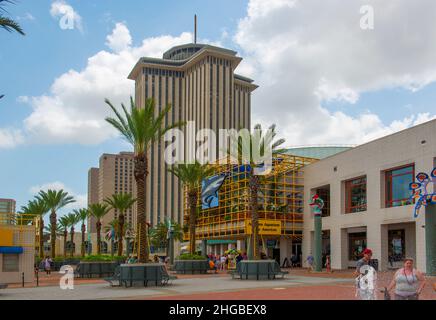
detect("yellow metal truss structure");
top-left (183, 154), bottom-right (317, 242)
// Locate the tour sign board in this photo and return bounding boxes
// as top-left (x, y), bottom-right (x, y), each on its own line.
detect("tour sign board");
top-left (245, 220), bottom-right (281, 235)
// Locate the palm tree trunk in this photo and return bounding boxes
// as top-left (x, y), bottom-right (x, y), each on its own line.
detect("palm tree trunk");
top-left (50, 210), bottom-right (57, 258)
top-left (118, 213), bottom-right (125, 256)
top-left (39, 219), bottom-right (44, 258)
top-left (134, 153), bottom-right (149, 263)
top-left (63, 231), bottom-right (67, 259)
top-left (70, 227), bottom-right (75, 258)
top-left (81, 223), bottom-right (86, 257)
top-left (249, 174), bottom-right (260, 260)
top-left (96, 221), bottom-right (101, 255)
top-left (188, 190), bottom-right (198, 255)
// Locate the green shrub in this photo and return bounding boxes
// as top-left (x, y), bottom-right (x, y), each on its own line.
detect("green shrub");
top-left (81, 255), bottom-right (127, 262)
top-left (177, 253), bottom-right (206, 260)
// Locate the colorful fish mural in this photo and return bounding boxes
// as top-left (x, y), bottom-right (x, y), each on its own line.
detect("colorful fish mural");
top-left (409, 167), bottom-right (436, 218)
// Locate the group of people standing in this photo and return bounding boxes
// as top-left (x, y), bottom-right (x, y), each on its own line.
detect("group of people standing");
top-left (207, 252), bottom-right (248, 272)
top-left (354, 248), bottom-right (426, 300)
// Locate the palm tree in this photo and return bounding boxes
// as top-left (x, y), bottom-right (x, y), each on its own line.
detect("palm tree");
top-left (66, 212), bottom-right (80, 258)
top-left (105, 97), bottom-right (185, 263)
top-left (58, 216), bottom-right (70, 259)
top-left (20, 199), bottom-right (49, 258)
top-left (168, 162), bottom-right (215, 255)
top-left (73, 209), bottom-right (89, 257)
top-left (88, 203), bottom-right (110, 255)
top-left (0, 0), bottom-right (25, 35)
top-left (104, 193), bottom-right (136, 256)
top-left (36, 189), bottom-right (75, 258)
top-left (229, 124), bottom-right (285, 260)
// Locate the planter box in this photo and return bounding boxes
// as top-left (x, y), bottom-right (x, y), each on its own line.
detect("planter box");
top-left (174, 260), bottom-right (209, 274)
top-left (75, 261), bottom-right (120, 278)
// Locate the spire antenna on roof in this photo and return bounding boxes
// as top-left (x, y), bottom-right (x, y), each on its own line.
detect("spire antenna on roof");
top-left (194, 14), bottom-right (197, 44)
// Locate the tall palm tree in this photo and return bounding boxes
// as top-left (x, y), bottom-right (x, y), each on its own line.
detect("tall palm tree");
top-left (20, 199), bottom-right (49, 258)
top-left (149, 220), bottom-right (183, 253)
top-left (88, 203), bottom-right (110, 255)
top-left (104, 193), bottom-right (136, 256)
top-left (36, 190), bottom-right (75, 258)
top-left (229, 123), bottom-right (285, 260)
top-left (73, 208), bottom-right (89, 257)
top-left (105, 97), bottom-right (184, 263)
top-left (0, 0), bottom-right (25, 35)
top-left (168, 162), bottom-right (215, 255)
top-left (58, 216), bottom-right (70, 259)
top-left (66, 212), bottom-right (80, 258)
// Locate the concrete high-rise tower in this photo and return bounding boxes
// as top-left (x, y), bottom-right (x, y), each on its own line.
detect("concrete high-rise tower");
top-left (128, 43), bottom-right (257, 226)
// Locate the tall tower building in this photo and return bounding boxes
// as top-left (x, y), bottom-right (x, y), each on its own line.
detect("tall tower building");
top-left (87, 152), bottom-right (136, 232)
top-left (128, 43), bottom-right (257, 226)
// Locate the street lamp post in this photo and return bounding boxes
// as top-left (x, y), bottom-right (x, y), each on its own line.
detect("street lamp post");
top-left (167, 225), bottom-right (175, 265)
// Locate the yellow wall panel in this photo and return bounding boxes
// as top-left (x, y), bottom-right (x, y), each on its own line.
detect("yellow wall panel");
top-left (0, 229), bottom-right (14, 246)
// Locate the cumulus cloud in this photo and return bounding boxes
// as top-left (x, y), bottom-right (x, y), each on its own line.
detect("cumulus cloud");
top-left (50, 0), bottom-right (83, 32)
top-left (234, 0), bottom-right (436, 145)
top-left (29, 181), bottom-right (87, 211)
top-left (105, 22), bottom-right (132, 52)
top-left (20, 24), bottom-right (192, 145)
top-left (0, 128), bottom-right (24, 148)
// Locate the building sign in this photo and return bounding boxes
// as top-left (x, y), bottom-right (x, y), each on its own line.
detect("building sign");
top-left (201, 174), bottom-right (227, 209)
top-left (245, 219), bottom-right (281, 235)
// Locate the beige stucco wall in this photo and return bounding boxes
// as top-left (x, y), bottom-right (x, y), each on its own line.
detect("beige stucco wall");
top-left (303, 119), bottom-right (436, 272)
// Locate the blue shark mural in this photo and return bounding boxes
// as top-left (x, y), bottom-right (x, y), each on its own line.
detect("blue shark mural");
top-left (201, 174), bottom-right (228, 209)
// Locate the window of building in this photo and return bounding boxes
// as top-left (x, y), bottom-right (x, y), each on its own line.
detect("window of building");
top-left (2, 254), bottom-right (19, 272)
top-left (348, 232), bottom-right (367, 261)
top-left (385, 164), bottom-right (415, 208)
top-left (345, 176), bottom-right (367, 213)
top-left (388, 229), bottom-right (405, 262)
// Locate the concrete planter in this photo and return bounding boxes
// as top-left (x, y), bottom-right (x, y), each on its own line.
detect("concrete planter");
top-left (174, 260), bottom-right (209, 274)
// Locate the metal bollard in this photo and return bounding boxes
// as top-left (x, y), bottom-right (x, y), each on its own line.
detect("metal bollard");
top-left (22, 272), bottom-right (25, 288)
top-left (36, 270), bottom-right (39, 287)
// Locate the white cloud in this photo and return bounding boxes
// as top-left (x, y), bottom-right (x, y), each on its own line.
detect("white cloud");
top-left (50, 0), bottom-right (83, 32)
top-left (0, 128), bottom-right (24, 148)
top-left (235, 0), bottom-right (436, 145)
top-left (29, 181), bottom-right (87, 211)
top-left (16, 13), bottom-right (35, 21)
top-left (105, 22), bottom-right (132, 52)
top-left (20, 24), bottom-right (192, 145)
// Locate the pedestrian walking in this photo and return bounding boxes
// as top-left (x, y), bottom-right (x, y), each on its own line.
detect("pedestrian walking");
top-left (387, 258), bottom-right (425, 300)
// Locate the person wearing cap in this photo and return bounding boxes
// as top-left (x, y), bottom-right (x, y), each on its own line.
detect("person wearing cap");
top-left (354, 248), bottom-right (377, 300)
top-left (387, 258), bottom-right (425, 300)
top-left (354, 248), bottom-right (373, 276)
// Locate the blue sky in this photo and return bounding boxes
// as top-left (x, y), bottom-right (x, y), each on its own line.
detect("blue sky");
top-left (0, 0), bottom-right (248, 218)
top-left (1, 0), bottom-right (436, 221)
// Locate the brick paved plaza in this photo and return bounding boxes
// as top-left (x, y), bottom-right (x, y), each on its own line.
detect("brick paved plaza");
top-left (1, 268), bottom-right (434, 300)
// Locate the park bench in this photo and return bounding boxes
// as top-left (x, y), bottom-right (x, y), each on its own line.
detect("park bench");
top-left (104, 265), bottom-right (121, 287)
top-left (160, 265), bottom-right (177, 285)
top-left (272, 261), bottom-right (289, 279)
